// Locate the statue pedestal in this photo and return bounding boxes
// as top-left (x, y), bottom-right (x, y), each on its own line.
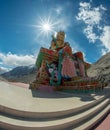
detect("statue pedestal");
top-left (38, 85), bottom-right (56, 93)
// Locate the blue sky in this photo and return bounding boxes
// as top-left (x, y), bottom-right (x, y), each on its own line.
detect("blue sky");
top-left (0, 0), bottom-right (110, 71)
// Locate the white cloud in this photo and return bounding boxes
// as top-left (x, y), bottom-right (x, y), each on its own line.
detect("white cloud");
top-left (76, 2), bottom-right (103, 26)
top-left (84, 25), bottom-right (99, 43)
top-left (0, 52), bottom-right (36, 68)
top-left (76, 1), bottom-right (109, 56)
top-left (0, 66), bottom-right (9, 74)
top-left (101, 48), bottom-right (107, 56)
top-left (82, 52), bottom-right (91, 63)
top-left (100, 26), bottom-right (110, 51)
top-left (79, 2), bottom-right (90, 8)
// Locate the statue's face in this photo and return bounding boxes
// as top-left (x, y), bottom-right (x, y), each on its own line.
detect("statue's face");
top-left (48, 68), bottom-right (53, 74)
top-left (47, 63), bottom-right (58, 77)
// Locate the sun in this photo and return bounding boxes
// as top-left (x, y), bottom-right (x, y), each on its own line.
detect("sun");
top-left (42, 23), bottom-right (51, 31)
top-left (34, 16), bottom-right (59, 38)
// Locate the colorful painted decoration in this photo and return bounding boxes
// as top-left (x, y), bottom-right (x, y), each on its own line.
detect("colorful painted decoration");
top-left (30, 31), bottom-right (107, 92)
top-left (61, 56), bottom-right (77, 77)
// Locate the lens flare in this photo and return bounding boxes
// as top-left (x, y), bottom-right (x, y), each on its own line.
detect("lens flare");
top-left (35, 16), bottom-right (57, 38)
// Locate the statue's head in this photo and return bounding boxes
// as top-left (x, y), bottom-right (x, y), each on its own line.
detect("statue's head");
top-left (51, 31), bottom-right (65, 50)
top-left (57, 31), bottom-right (65, 40)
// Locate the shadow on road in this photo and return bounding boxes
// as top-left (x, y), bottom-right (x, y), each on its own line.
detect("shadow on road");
top-left (31, 86), bottom-right (110, 102)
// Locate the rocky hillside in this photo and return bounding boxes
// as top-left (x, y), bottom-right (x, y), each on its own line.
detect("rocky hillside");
top-left (0, 76), bottom-right (7, 81)
top-left (1, 65), bottom-right (36, 83)
top-left (87, 52), bottom-right (110, 81)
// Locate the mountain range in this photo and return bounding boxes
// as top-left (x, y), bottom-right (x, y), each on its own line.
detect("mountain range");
top-left (1, 65), bottom-right (36, 83)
